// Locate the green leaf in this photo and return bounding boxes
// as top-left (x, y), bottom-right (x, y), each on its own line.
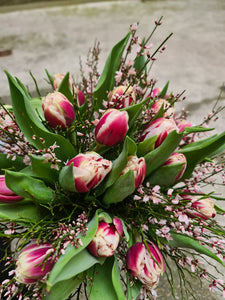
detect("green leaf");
top-left (133, 38), bottom-right (147, 74)
top-left (168, 232), bottom-right (225, 267)
top-left (93, 32), bottom-right (131, 108)
top-left (179, 132), bottom-right (225, 178)
top-left (58, 72), bottom-right (74, 102)
top-left (5, 170), bottom-right (54, 204)
top-left (126, 273), bottom-right (142, 300)
top-left (45, 68), bottom-right (54, 87)
top-left (95, 136), bottom-right (136, 196)
top-left (123, 97), bottom-right (150, 132)
top-left (0, 153), bottom-right (25, 173)
top-left (47, 213), bottom-right (99, 290)
top-left (112, 256), bottom-right (126, 300)
top-left (214, 204), bottom-right (225, 214)
top-left (102, 170), bottom-right (135, 206)
top-left (87, 256), bottom-right (118, 300)
top-left (5, 71), bottom-right (76, 163)
top-left (59, 163), bottom-right (76, 192)
top-left (144, 130), bottom-right (183, 177)
top-left (49, 249), bottom-right (104, 287)
top-left (44, 276), bottom-right (83, 300)
top-left (0, 202), bottom-right (40, 222)
top-left (137, 135), bottom-right (158, 157)
top-left (160, 80), bottom-right (169, 98)
top-left (30, 155), bottom-right (59, 185)
top-left (183, 126), bottom-right (214, 134)
top-left (29, 97), bottom-right (45, 119)
top-left (146, 163), bottom-right (185, 187)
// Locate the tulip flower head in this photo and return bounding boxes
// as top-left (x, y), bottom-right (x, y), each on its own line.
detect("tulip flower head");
top-left (15, 243), bottom-right (55, 284)
top-left (87, 217), bottom-right (123, 257)
top-left (163, 152), bottom-right (187, 181)
top-left (53, 73), bottom-right (74, 91)
top-left (121, 156), bottom-right (146, 188)
top-left (139, 117), bottom-right (178, 148)
top-left (95, 109), bottom-right (129, 147)
top-left (42, 92), bottom-right (75, 130)
top-left (67, 152), bottom-right (112, 193)
top-left (150, 99), bottom-right (175, 119)
top-left (0, 175), bottom-right (23, 203)
top-left (182, 192), bottom-right (216, 220)
top-left (127, 242), bottom-right (165, 290)
top-left (73, 86), bottom-right (85, 107)
top-left (108, 85), bottom-right (136, 109)
top-left (178, 119), bottom-right (193, 133)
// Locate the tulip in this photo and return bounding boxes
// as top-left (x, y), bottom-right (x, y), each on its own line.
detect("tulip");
top-left (150, 99), bottom-right (175, 119)
top-left (108, 85), bottom-right (136, 109)
top-left (163, 152), bottom-right (187, 181)
top-left (73, 86), bottom-right (85, 107)
top-left (67, 152), bottom-right (112, 193)
top-left (151, 87), bottom-right (161, 98)
top-left (0, 175), bottom-right (23, 203)
top-left (15, 243), bottom-right (54, 284)
top-left (95, 109), bottom-right (129, 147)
top-left (53, 73), bottom-right (74, 91)
top-left (191, 197), bottom-right (216, 219)
top-left (127, 242), bottom-right (165, 290)
top-left (121, 156), bottom-right (146, 188)
top-left (178, 119), bottom-right (193, 132)
top-left (139, 117), bottom-right (178, 148)
top-left (42, 91), bottom-right (75, 130)
top-left (182, 192), bottom-right (216, 220)
top-left (87, 217), bottom-right (123, 257)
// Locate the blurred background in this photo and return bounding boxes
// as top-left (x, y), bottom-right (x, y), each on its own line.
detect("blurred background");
top-left (0, 0), bottom-right (225, 299)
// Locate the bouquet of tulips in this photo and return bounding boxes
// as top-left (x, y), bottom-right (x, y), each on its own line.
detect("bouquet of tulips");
top-left (0, 20), bottom-right (225, 300)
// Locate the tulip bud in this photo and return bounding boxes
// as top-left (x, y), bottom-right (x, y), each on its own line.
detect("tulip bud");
top-left (127, 242), bottom-right (165, 290)
top-left (95, 109), bottom-right (129, 147)
top-left (87, 217), bottom-right (123, 257)
top-left (53, 73), bottom-right (74, 91)
top-left (67, 152), bottom-right (112, 193)
top-left (182, 192), bottom-right (216, 220)
top-left (163, 152), bottom-right (187, 181)
top-left (0, 175), bottom-right (23, 203)
top-left (191, 197), bottom-right (216, 219)
top-left (151, 87), bottom-right (161, 98)
top-left (150, 99), bottom-right (175, 119)
top-left (73, 86), bottom-right (85, 107)
top-left (15, 243), bottom-right (55, 284)
top-left (139, 117), bottom-right (178, 148)
top-left (121, 156), bottom-right (146, 188)
top-left (178, 119), bottom-right (193, 132)
top-left (108, 85), bottom-right (135, 109)
top-left (42, 91), bottom-right (75, 130)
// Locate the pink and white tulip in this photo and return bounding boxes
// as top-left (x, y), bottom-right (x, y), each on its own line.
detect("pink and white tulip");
top-left (15, 243), bottom-right (54, 284)
top-left (177, 119), bottom-right (193, 132)
top-left (150, 99), bottom-right (175, 119)
top-left (0, 175), bottom-right (23, 203)
top-left (127, 242), bottom-right (165, 290)
top-left (139, 117), bottom-right (178, 148)
top-left (87, 217), bottom-right (123, 257)
top-left (108, 85), bottom-right (135, 109)
top-left (67, 152), bottom-right (112, 193)
top-left (73, 86), bottom-right (85, 107)
top-left (53, 73), bottom-right (74, 91)
top-left (121, 156), bottom-right (146, 188)
top-left (42, 91), bottom-right (75, 130)
top-left (182, 192), bottom-right (216, 220)
top-left (95, 109), bottom-right (129, 147)
top-left (163, 152), bottom-right (187, 181)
